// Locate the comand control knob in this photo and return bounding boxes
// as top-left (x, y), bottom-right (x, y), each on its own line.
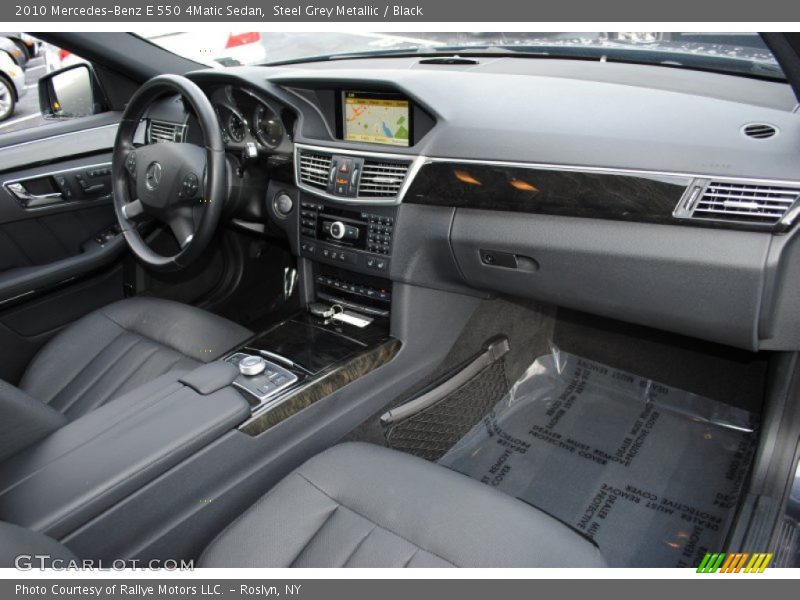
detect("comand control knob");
top-left (329, 221), bottom-right (346, 240)
top-left (238, 355), bottom-right (267, 377)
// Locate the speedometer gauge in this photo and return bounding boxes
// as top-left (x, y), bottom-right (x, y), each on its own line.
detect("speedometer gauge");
top-left (253, 104), bottom-right (284, 149)
top-left (227, 112), bottom-right (246, 143)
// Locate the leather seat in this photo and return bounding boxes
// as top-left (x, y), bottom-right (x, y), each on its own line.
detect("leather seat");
top-left (0, 443), bottom-right (606, 568)
top-left (0, 521), bottom-right (78, 568)
top-left (199, 443), bottom-right (606, 568)
top-left (16, 297), bottom-right (252, 420)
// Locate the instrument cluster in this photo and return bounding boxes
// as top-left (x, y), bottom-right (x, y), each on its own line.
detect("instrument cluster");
top-left (209, 85), bottom-right (293, 155)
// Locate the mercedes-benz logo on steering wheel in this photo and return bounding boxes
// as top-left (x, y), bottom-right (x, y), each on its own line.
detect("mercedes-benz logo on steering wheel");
top-left (145, 161), bottom-right (163, 191)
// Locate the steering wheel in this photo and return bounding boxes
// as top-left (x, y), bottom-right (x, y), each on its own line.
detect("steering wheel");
top-left (112, 74), bottom-right (226, 271)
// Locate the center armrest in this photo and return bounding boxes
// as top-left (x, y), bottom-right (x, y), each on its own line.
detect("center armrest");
top-left (0, 363), bottom-right (249, 540)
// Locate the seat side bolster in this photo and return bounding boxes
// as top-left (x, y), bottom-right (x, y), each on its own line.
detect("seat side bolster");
top-left (0, 380), bottom-right (67, 462)
top-left (0, 521), bottom-right (77, 568)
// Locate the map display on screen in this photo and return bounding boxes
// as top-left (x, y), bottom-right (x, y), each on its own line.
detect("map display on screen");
top-left (343, 93), bottom-right (410, 146)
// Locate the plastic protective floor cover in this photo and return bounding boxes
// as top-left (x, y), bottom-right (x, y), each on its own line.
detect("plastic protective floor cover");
top-left (439, 350), bottom-right (758, 568)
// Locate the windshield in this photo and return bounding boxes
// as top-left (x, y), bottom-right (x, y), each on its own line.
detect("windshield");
top-left (139, 31), bottom-right (785, 81)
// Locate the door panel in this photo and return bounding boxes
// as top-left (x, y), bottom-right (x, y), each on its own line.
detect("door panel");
top-left (0, 152), bottom-right (124, 305)
top-left (0, 153), bottom-right (114, 229)
top-left (0, 206), bottom-right (115, 271)
top-left (0, 122), bottom-right (127, 384)
top-left (0, 155), bottom-right (117, 272)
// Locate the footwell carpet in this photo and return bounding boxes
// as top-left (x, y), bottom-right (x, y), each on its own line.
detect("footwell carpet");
top-left (439, 351), bottom-right (757, 567)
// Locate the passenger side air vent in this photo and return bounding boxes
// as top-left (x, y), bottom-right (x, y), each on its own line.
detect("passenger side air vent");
top-left (298, 149), bottom-right (333, 191)
top-left (675, 179), bottom-right (800, 226)
top-left (148, 120), bottom-right (186, 143)
top-left (358, 160), bottom-right (411, 198)
top-left (742, 123), bottom-right (777, 139)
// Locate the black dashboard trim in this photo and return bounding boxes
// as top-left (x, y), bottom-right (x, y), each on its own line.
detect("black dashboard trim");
top-left (404, 159), bottom-right (800, 231)
top-left (406, 161), bottom-right (689, 226)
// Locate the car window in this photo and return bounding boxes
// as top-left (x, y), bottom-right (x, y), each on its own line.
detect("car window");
top-left (0, 36), bottom-right (96, 135)
top-left (141, 31), bottom-right (784, 81)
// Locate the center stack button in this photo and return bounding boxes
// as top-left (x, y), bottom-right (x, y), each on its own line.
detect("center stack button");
top-left (329, 221), bottom-right (346, 239)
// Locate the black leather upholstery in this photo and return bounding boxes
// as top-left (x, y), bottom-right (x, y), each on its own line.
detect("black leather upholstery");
top-left (0, 380), bottom-right (66, 463)
top-left (0, 371), bottom-right (251, 540)
top-left (18, 297), bottom-right (252, 420)
top-left (0, 521), bottom-right (77, 568)
top-left (0, 443), bottom-right (606, 567)
top-left (200, 443), bottom-right (607, 568)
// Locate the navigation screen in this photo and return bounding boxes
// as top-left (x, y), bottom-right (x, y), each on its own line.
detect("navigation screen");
top-left (343, 92), bottom-right (410, 146)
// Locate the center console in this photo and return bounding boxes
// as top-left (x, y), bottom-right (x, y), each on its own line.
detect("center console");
top-left (222, 308), bottom-right (398, 436)
top-left (225, 162), bottom-right (406, 435)
top-left (0, 363), bottom-right (250, 540)
top-left (295, 191), bottom-right (398, 320)
top-left (0, 304), bottom-right (402, 545)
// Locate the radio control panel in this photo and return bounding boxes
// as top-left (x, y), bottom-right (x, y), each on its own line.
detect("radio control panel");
top-left (298, 198), bottom-right (396, 276)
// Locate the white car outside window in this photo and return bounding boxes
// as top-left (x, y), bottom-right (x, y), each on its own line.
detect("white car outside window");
top-left (0, 50), bottom-right (25, 121)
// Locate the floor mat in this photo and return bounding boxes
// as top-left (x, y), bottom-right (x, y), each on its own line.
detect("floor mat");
top-left (439, 350), bottom-right (758, 567)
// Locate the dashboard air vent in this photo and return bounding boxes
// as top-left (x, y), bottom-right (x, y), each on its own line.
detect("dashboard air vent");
top-left (418, 57), bottom-right (480, 65)
top-left (298, 149), bottom-right (333, 191)
top-left (743, 123), bottom-right (777, 139)
top-left (358, 160), bottom-right (411, 198)
top-left (148, 120), bottom-right (186, 143)
top-left (688, 181), bottom-right (800, 224)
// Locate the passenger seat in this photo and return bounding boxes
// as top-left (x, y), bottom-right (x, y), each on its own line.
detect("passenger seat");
top-left (0, 443), bottom-right (606, 568)
top-left (199, 443), bottom-right (605, 567)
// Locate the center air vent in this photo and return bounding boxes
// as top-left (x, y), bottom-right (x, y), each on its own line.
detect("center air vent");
top-left (742, 123), bottom-right (777, 139)
top-left (675, 179), bottom-right (800, 226)
top-left (358, 160), bottom-right (410, 198)
top-left (298, 149), bottom-right (333, 191)
top-left (148, 120), bottom-right (186, 144)
top-left (295, 146), bottom-right (415, 202)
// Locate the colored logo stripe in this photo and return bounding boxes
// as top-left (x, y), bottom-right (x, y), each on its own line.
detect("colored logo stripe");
top-left (697, 552), bottom-right (773, 573)
top-left (745, 553), bottom-right (773, 573)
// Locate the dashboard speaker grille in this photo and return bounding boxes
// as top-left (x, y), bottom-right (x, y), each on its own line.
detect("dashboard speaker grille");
top-left (358, 160), bottom-right (410, 197)
top-left (148, 120), bottom-right (186, 144)
top-left (690, 181), bottom-right (800, 224)
top-left (298, 150), bottom-right (333, 190)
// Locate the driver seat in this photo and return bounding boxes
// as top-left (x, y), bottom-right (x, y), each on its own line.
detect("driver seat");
top-left (16, 297), bottom-right (252, 420)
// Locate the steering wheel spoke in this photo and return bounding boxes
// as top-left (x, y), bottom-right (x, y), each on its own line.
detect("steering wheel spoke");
top-left (168, 209), bottom-right (196, 249)
top-left (121, 198), bottom-right (145, 221)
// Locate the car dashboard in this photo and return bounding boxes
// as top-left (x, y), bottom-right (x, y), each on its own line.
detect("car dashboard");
top-left (144, 56), bottom-right (800, 352)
